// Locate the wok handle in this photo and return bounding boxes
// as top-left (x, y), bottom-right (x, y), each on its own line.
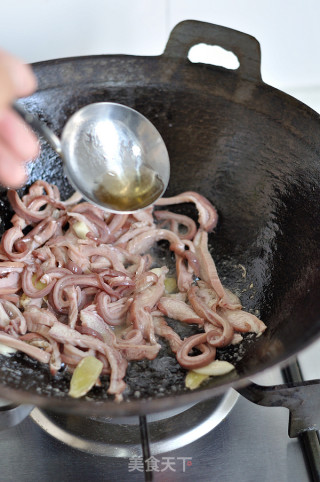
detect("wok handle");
top-left (238, 378), bottom-right (320, 438)
top-left (163, 20), bottom-right (262, 82)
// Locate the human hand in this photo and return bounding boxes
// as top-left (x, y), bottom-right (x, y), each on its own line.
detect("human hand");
top-left (0, 49), bottom-right (39, 188)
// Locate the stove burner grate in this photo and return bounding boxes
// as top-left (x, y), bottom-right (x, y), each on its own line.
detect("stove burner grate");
top-left (29, 389), bottom-right (239, 458)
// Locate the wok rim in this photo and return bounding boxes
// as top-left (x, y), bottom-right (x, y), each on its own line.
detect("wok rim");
top-left (1, 29), bottom-right (320, 414)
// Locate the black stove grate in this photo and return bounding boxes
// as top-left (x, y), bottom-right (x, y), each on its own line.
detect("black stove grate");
top-left (282, 361), bottom-right (320, 482)
top-left (139, 415), bottom-right (153, 482)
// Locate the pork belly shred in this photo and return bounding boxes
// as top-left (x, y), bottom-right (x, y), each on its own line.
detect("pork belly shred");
top-left (0, 182), bottom-right (266, 400)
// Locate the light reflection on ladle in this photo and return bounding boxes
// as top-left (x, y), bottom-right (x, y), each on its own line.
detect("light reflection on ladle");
top-left (13, 101), bottom-right (170, 213)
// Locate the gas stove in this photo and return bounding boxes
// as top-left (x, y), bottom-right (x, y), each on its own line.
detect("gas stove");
top-left (0, 343), bottom-right (318, 482)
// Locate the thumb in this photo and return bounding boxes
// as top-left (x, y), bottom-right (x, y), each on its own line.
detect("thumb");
top-left (0, 50), bottom-right (37, 111)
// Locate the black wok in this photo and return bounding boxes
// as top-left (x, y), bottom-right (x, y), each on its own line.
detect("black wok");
top-left (0, 20), bottom-right (320, 417)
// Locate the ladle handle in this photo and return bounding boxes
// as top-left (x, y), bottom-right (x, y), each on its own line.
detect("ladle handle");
top-left (12, 102), bottom-right (62, 154)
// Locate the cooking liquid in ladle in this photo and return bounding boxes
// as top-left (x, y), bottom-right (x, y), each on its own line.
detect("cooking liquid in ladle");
top-left (94, 165), bottom-right (164, 211)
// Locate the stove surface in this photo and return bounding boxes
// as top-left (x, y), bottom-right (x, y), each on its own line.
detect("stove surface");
top-left (0, 359), bottom-right (314, 482)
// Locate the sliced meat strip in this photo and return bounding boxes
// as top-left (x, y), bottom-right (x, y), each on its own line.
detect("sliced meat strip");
top-left (176, 333), bottom-right (216, 369)
top-left (155, 191), bottom-right (218, 232)
top-left (158, 296), bottom-right (204, 325)
top-left (0, 332), bottom-right (50, 364)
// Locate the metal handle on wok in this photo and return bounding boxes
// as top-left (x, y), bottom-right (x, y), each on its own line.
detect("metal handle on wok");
top-left (239, 361), bottom-right (320, 482)
top-left (162, 20), bottom-right (262, 82)
top-left (239, 378), bottom-right (320, 438)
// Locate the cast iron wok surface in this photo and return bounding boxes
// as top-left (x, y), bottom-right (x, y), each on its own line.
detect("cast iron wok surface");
top-left (0, 21), bottom-right (319, 416)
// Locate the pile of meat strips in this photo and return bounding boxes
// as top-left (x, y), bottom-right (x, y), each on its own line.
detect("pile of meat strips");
top-left (0, 181), bottom-right (266, 401)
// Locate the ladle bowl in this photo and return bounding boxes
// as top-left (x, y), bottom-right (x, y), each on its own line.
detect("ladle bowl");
top-left (14, 102), bottom-right (170, 212)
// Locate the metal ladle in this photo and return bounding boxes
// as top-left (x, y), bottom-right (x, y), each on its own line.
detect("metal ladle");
top-left (13, 102), bottom-right (170, 213)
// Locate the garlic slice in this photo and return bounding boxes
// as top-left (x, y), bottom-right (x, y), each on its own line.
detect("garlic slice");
top-left (72, 221), bottom-right (90, 240)
top-left (193, 360), bottom-right (235, 376)
top-left (0, 343), bottom-right (17, 356)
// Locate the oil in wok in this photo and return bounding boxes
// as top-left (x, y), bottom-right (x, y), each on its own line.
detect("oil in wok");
top-left (94, 165), bottom-right (164, 211)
